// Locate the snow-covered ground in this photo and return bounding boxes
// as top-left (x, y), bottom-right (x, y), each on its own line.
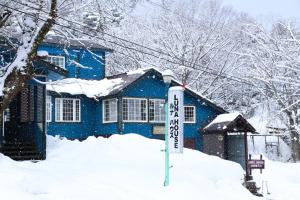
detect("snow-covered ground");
top-left (252, 156), bottom-right (300, 200)
top-left (0, 134), bottom-right (257, 200)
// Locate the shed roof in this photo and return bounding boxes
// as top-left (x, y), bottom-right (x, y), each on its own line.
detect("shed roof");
top-left (203, 112), bottom-right (256, 133)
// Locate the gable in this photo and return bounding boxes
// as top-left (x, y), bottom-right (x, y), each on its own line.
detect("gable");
top-left (117, 69), bottom-right (225, 119)
top-left (115, 69), bottom-right (225, 114)
top-left (38, 45), bottom-right (106, 80)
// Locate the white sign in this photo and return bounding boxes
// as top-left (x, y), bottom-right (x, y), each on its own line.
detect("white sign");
top-left (168, 86), bottom-right (184, 153)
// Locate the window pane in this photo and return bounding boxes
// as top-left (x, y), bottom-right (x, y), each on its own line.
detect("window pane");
top-left (122, 99), bottom-right (128, 121)
top-left (149, 100), bottom-right (154, 121)
top-left (104, 99), bottom-right (117, 122)
top-left (63, 99), bottom-right (74, 121)
top-left (45, 56), bottom-right (65, 68)
top-left (46, 96), bottom-right (52, 122)
top-left (123, 98), bottom-right (147, 122)
top-left (149, 99), bottom-right (165, 122)
top-left (75, 100), bottom-right (80, 121)
top-left (110, 99), bottom-right (117, 122)
top-left (104, 100), bottom-right (110, 121)
top-left (141, 100), bottom-right (147, 121)
top-left (184, 106), bottom-right (195, 122)
top-left (55, 98), bottom-right (61, 121)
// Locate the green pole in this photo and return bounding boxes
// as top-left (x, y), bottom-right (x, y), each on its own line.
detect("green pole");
top-left (164, 103), bottom-right (169, 187)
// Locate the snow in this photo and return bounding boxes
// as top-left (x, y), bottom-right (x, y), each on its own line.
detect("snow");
top-left (204, 112), bottom-right (241, 131)
top-left (0, 134), bottom-right (257, 200)
top-left (46, 78), bottom-right (123, 98)
top-left (248, 103), bottom-right (292, 161)
top-left (211, 112), bottom-right (241, 124)
top-left (162, 69), bottom-right (174, 76)
top-left (126, 68), bottom-right (150, 75)
top-left (252, 156), bottom-right (300, 199)
top-left (37, 50), bottom-right (49, 57)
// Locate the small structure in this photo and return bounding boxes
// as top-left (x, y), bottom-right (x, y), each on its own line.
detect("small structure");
top-left (203, 112), bottom-right (256, 172)
top-left (0, 45), bottom-right (68, 160)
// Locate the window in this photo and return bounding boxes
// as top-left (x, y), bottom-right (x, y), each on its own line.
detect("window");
top-left (4, 108), bottom-right (10, 122)
top-left (55, 98), bottom-right (81, 122)
top-left (122, 98), bottom-right (147, 122)
top-left (103, 99), bottom-right (118, 123)
top-left (45, 55), bottom-right (65, 69)
top-left (20, 86), bottom-right (34, 122)
top-left (46, 96), bottom-right (52, 122)
top-left (149, 99), bottom-right (165, 123)
top-left (184, 106), bottom-right (196, 123)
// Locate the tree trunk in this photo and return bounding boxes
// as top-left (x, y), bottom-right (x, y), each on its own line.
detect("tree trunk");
top-left (287, 111), bottom-right (300, 162)
top-left (0, 0), bottom-right (57, 113)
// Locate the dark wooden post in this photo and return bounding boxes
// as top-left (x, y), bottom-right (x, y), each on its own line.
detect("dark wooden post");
top-left (244, 131), bottom-right (251, 181)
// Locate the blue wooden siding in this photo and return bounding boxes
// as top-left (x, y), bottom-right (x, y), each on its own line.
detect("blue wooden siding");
top-left (46, 72), bottom-right (222, 152)
top-left (38, 45), bottom-right (105, 80)
top-left (93, 73), bottom-right (222, 151)
top-left (46, 93), bottom-right (98, 140)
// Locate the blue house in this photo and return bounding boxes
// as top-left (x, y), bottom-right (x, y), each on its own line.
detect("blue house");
top-left (46, 68), bottom-right (225, 152)
top-left (1, 35), bottom-right (252, 166)
top-left (38, 36), bottom-right (226, 152)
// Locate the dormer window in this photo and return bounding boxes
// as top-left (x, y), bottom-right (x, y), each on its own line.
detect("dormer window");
top-left (45, 55), bottom-right (65, 69)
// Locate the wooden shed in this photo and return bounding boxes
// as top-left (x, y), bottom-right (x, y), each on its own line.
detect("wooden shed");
top-left (202, 112), bottom-right (256, 171)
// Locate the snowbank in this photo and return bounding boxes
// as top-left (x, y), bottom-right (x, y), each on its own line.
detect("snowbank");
top-left (0, 134), bottom-right (257, 200)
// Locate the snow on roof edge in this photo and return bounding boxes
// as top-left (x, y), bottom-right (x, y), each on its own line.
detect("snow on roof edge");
top-left (46, 78), bottom-right (124, 98)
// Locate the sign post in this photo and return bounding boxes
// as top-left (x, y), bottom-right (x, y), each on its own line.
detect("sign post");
top-left (168, 86), bottom-right (184, 154)
top-left (164, 86), bottom-right (184, 187)
top-left (248, 154), bottom-right (265, 175)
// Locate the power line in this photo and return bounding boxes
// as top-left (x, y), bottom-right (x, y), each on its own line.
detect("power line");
top-left (12, 1), bottom-right (243, 77)
top-left (13, 0), bottom-right (178, 63)
top-left (0, 2), bottom-right (252, 86)
top-left (11, 0), bottom-right (250, 85)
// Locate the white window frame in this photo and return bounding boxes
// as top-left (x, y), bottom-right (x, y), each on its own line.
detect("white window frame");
top-left (184, 106), bottom-right (196, 123)
top-left (122, 98), bottom-right (148, 122)
top-left (45, 55), bottom-right (65, 69)
top-left (46, 96), bottom-right (52, 122)
top-left (149, 99), bottom-right (165, 123)
top-left (55, 98), bottom-right (81, 122)
top-left (103, 98), bottom-right (118, 123)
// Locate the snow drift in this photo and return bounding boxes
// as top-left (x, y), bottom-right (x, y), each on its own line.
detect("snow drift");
top-left (0, 134), bottom-right (257, 200)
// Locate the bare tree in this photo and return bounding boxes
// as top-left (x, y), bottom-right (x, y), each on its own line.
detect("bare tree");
top-left (0, 0), bottom-right (57, 113)
top-left (240, 21), bottom-right (300, 161)
top-left (0, 0), bottom-right (140, 113)
top-left (106, 0), bottom-right (242, 99)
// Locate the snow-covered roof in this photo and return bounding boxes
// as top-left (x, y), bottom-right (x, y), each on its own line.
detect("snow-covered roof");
top-left (203, 112), bottom-right (256, 133)
top-left (47, 67), bottom-right (226, 114)
top-left (47, 68), bottom-right (152, 98)
top-left (47, 78), bottom-right (124, 98)
top-left (209, 112), bottom-right (241, 125)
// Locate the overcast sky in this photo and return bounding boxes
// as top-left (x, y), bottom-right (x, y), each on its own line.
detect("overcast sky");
top-left (222, 0), bottom-right (300, 22)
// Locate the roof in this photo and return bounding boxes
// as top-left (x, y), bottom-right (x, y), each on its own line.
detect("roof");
top-left (43, 35), bottom-right (113, 51)
top-left (34, 57), bottom-right (68, 76)
top-left (47, 78), bottom-right (124, 98)
top-left (47, 68), bottom-right (152, 98)
top-left (47, 68), bottom-right (226, 113)
top-left (203, 112), bottom-right (256, 133)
